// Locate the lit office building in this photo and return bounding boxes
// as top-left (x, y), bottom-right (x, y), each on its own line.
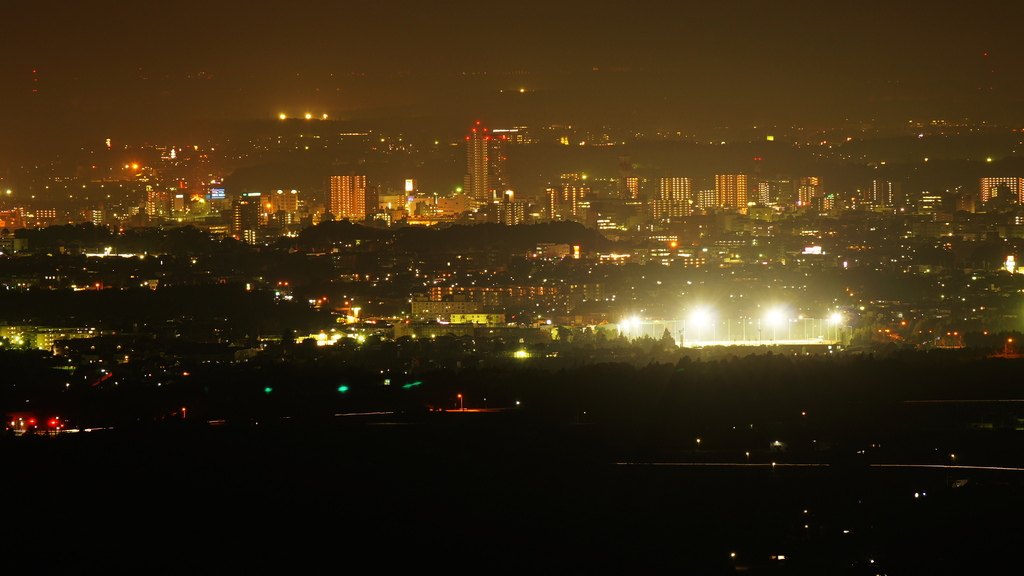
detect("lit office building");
top-left (464, 121), bottom-right (506, 203)
top-left (980, 177), bottom-right (1024, 203)
top-left (329, 175), bottom-right (370, 221)
top-left (715, 174), bottom-right (748, 208)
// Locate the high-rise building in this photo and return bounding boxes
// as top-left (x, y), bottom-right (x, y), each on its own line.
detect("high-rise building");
top-left (752, 157), bottom-right (763, 196)
top-left (762, 177), bottom-right (795, 206)
top-left (232, 194), bottom-right (260, 244)
top-left (171, 193), bottom-right (187, 215)
top-left (145, 187), bottom-right (168, 219)
top-left (756, 182), bottom-right (771, 206)
top-left (87, 207), bottom-right (106, 226)
top-left (496, 191), bottom-right (526, 225)
top-left (268, 189), bottom-right (300, 214)
top-left (916, 191), bottom-right (945, 214)
top-left (659, 177), bottom-right (692, 202)
top-left (651, 200), bottom-right (691, 219)
top-left (797, 177), bottom-right (823, 205)
top-left (811, 194), bottom-right (836, 213)
top-left (547, 185), bottom-right (588, 220)
top-left (695, 189), bottom-right (718, 211)
top-left (654, 177), bottom-right (693, 218)
top-left (464, 121), bottom-right (506, 204)
top-left (956, 190), bottom-right (977, 213)
top-left (869, 179), bottom-right (903, 207)
top-left (0, 208), bottom-right (24, 230)
top-left (979, 177), bottom-right (1024, 203)
top-left (624, 177), bottom-right (639, 200)
top-left (262, 189), bottom-right (300, 227)
top-left (329, 175), bottom-right (369, 221)
top-left (714, 174), bottom-right (748, 208)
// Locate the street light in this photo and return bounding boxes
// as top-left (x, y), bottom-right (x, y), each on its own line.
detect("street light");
top-left (457, 393), bottom-right (464, 411)
top-left (621, 316), bottom-right (639, 340)
top-left (691, 308), bottom-right (713, 344)
top-left (829, 312), bottom-right (843, 343)
top-left (766, 309), bottom-right (785, 342)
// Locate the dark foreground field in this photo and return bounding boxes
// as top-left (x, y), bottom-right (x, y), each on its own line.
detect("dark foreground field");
top-left (4, 412), bottom-right (1023, 574)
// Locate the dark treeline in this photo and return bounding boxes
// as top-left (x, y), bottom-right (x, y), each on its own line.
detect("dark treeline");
top-left (10, 220), bottom-right (613, 255)
top-left (14, 223), bottom-right (244, 255)
top-left (0, 284), bottom-right (324, 335)
top-left (295, 219), bottom-right (612, 253)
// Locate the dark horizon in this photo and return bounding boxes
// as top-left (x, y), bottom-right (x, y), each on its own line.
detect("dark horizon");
top-left (4, 1), bottom-right (1024, 159)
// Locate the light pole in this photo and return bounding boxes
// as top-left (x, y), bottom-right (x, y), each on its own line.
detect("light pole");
top-left (458, 394), bottom-right (464, 411)
top-left (829, 312), bottom-right (843, 344)
top-left (692, 309), bottom-right (712, 345)
top-left (766, 309), bottom-right (784, 343)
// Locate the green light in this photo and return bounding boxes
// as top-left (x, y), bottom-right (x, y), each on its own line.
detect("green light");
top-left (337, 385), bottom-right (350, 393)
top-left (264, 386), bottom-right (273, 394)
top-left (402, 381), bottom-right (422, 389)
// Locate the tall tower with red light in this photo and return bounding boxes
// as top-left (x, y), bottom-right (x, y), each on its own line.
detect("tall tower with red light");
top-left (464, 121), bottom-right (506, 204)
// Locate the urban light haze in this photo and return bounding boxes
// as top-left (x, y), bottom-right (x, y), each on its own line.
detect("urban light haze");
top-left (7, 2), bottom-right (1024, 574)
top-left (5, 1), bottom-right (1024, 156)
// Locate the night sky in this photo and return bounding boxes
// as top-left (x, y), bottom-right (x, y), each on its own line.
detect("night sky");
top-left (3, 1), bottom-right (1024, 155)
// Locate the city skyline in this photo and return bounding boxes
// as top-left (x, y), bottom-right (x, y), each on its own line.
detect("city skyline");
top-left (7, 4), bottom-right (1024, 572)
